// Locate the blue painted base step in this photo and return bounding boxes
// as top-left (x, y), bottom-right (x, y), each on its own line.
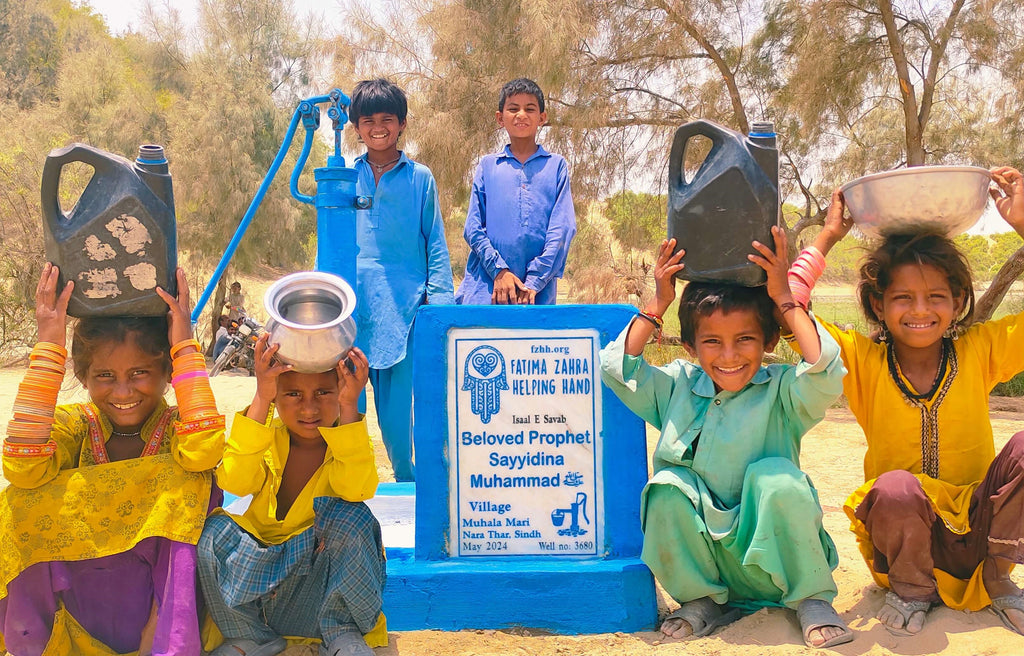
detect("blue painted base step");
top-left (382, 549), bottom-right (657, 634)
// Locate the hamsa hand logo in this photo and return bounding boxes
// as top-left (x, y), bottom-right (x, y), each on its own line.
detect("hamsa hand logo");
top-left (462, 345), bottom-right (508, 424)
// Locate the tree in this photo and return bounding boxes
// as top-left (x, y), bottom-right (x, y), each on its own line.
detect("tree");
top-left (606, 191), bottom-right (666, 253)
top-left (762, 0), bottom-right (1024, 319)
top-left (0, 0), bottom-right (332, 357)
top-left (335, 0), bottom-right (1024, 317)
top-left (0, 0), bottom-right (61, 108)
top-left (143, 0), bottom-right (328, 340)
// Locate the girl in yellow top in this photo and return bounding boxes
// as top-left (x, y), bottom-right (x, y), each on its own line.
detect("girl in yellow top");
top-left (0, 265), bottom-right (225, 656)
top-left (788, 167), bottom-right (1024, 636)
top-left (197, 335), bottom-right (385, 656)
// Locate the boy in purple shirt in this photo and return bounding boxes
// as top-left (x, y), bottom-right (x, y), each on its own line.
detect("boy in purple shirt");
top-left (455, 78), bottom-right (576, 305)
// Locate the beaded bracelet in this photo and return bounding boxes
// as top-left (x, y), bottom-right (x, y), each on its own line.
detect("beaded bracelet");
top-left (3, 440), bottom-right (58, 458)
top-left (174, 415), bottom-right (226, 435)
top-left (636, 311), bottom-right (663, 329)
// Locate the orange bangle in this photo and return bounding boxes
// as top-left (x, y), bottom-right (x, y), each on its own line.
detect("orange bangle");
top-left (7, 425), bottom-right (54, 440)
top-left (170, 338), bottom-right (202, 359)
top-left (33, 342), bottom-right (67, 357)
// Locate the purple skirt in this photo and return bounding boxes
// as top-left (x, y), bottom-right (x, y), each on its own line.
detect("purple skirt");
top-left (0, 537), bottom-right (201, 656)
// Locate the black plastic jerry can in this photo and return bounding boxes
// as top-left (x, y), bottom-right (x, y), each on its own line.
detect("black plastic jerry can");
top-left (41, 144), bottom-right (177, 317)
top-left (667, 120), bottom-right (779, 287)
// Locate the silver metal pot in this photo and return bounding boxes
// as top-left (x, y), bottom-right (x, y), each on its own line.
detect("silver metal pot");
top-left (263, 271), bottom-right (357, 373)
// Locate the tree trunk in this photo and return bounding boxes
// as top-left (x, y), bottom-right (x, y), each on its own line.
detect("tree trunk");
top-left (206, 276), bottom-right (227, 357)
top-left (975, 247), bottom-right (1024, 323)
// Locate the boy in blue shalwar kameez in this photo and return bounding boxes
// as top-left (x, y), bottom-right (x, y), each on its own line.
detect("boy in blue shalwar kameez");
top-left (349, 78), bottom-right (456, 481)
top-left (600, 230), bottom-right (854, 648)
top-left (455, 77), bottom-right (576, 306)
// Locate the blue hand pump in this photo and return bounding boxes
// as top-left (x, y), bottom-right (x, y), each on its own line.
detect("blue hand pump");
top-left (190, 89), bottom-right (368, 324)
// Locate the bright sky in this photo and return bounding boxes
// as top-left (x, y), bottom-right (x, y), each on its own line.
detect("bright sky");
top-left (79, 2), bottom-right (1013, 234)
top-left (81, 0), bottom-right (345, 34)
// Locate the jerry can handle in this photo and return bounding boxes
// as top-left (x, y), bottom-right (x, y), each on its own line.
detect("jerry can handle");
top-left (40, 143), bottom-right (121, 227)
top-left (668, 120), bottom-right (728, 190)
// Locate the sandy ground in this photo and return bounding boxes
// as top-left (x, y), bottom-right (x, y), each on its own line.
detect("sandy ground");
top-left (2, 367), bottom-right (1024, 655)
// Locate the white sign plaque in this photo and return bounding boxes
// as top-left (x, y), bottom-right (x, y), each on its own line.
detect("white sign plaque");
top-left (448, 328), bottom-right (604, 557)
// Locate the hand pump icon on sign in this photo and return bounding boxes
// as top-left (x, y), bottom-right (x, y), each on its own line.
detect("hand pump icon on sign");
top-left (551, 492), bottom-right (589, 537)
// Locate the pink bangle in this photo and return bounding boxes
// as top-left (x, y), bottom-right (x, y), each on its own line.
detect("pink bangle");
top-left (788, 247), bottom-right (826, 308)
top-left (171, 370), bottom-right (208, 386)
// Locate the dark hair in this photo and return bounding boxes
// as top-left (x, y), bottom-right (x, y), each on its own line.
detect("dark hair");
top-left (71, 316), bottom-right (171, 382)
top-left (230, 281), bottom-right (241, 288)
top-left (677, 282), bottom-right (780, 346)
top-left (857, 230), bottom-right (975, 330)
top-left (350, 78), bottom-right (408, 124)
top-left (499, 78), bottom-right (545, 113)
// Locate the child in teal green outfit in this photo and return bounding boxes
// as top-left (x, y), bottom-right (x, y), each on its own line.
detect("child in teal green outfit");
top-left (599, 228), bottom-right (853, 647)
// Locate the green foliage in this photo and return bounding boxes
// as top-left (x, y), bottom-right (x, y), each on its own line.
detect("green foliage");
top-left (446, 205), bottom-right (469, 279)
top-left (954, 234), bottom-right (995, 281)
top-left (606, 190), bottom-right (665, 253)
top-left (990, 233), bottom-right (1024, 278)
top-left (993, 372), bottom-right (1024, 397)
top-left (0, 0), bottom-right (61, 108)
top-left (0, 0), bottom-right (326, 359)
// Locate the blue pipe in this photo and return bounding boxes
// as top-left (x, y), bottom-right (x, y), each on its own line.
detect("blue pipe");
top-left (190, 107), bottom-right (303, 323)
top-left (290, 126), bottom-right (316, 205)
top-left (191, 90), bottom-right (354, 324)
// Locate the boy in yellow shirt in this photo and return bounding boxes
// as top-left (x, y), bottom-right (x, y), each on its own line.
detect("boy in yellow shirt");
top-left (198, 335), bottom-right (385, 656)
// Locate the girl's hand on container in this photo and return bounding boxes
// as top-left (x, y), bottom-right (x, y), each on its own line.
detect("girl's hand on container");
top-left (36, 263), bottom-right (73, 347)
top-left (156, 267), bottom-right (194, 348)
top-left (822, 188), bottom-right (854, 244)
top-left (652, 239), bottom-right (685, 314)
top-left (990, 167), bottom-right (1024, 234)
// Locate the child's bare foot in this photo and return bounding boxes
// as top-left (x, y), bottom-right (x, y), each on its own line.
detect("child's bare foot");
top-left (877, 590), bottom-right (930, 635)
top-left (808, 625), bottom-right (847, 646)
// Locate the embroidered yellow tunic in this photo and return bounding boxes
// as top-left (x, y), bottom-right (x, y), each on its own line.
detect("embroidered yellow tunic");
top-left (823, 311), bottom-right (1024, 609)
top-left (0, 401), bottom-right (224, 625)
top-left (3, 400), bottom-right (223, 487)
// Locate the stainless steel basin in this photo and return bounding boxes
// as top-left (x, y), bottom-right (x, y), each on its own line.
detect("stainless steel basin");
top-left (841, 165), bottom-right (992, 238)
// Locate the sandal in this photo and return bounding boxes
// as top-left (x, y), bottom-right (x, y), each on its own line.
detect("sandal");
top-left (209, 637), bottom-right (288, 656)
top-left (991, 592), bottom-right (1024, 636)
top-left (878, 590), bottom-right (931, 636)
top-left (797, 599), bottom-right (854, 648)
top-left (661, 596), bottom-right (743, 638)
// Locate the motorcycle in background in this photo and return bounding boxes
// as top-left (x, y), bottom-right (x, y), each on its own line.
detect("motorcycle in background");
top-left (210, 315), bottom-right (262, 376)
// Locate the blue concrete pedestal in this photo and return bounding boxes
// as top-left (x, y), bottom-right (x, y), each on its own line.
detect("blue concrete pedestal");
top-left (371, 483), bottom-right (655, 633)
top-left (372, 305), bottom-right (658, 634)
